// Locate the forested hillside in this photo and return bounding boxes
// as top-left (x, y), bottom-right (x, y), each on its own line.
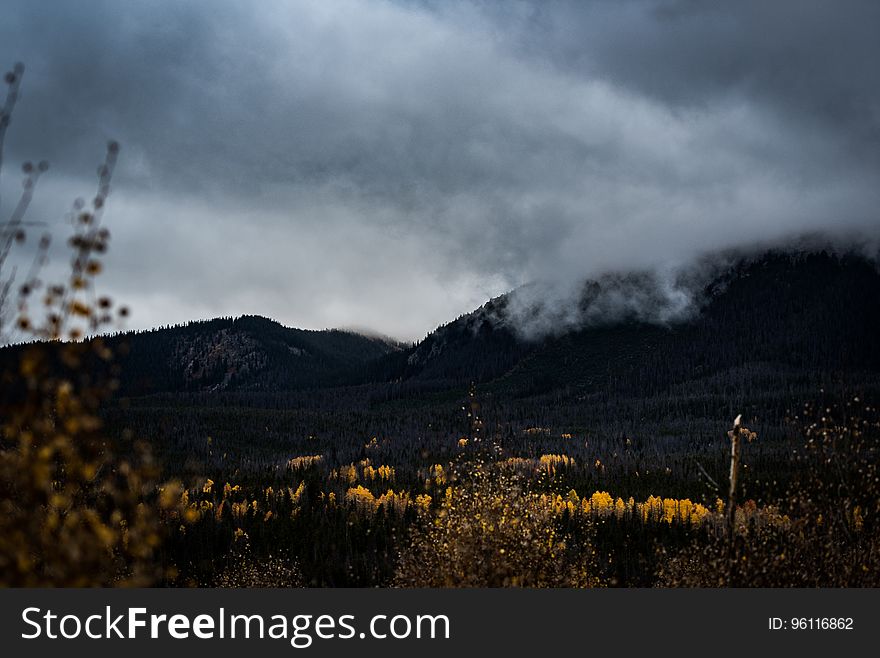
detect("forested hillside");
top-left (108, 315), bottom-right (403, 394)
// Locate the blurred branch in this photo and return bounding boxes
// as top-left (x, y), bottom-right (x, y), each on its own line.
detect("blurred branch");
top-left (0, 62), bottom-right (25, 213)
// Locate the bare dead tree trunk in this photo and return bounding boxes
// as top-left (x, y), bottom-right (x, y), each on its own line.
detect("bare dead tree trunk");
top-left (725, 414), bottom-right (758, 584)
top-left (727, 414), bottom-right (743, 540)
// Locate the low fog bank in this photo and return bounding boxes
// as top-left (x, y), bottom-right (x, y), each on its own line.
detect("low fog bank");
top-left (469, 231), bottom-right (880, 342)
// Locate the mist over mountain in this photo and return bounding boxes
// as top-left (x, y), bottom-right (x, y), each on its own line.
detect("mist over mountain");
top-left (381, 247), bottom-right (878, 391)
top-left (475, 233), bottom-right (880, 341)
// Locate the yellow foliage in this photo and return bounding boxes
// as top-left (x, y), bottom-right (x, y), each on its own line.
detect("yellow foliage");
top-left (539, 453), bottom-right (575, 475)
top-left (288, 481), bottom-right (305, 505)
top-left (288, 455), bottom-right (324, 470)
top-left (415, 494), bottom-right (432, 513)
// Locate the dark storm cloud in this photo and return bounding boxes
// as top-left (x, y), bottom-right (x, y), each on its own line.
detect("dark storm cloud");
top-left (1, 0), bottom-right (878, 340)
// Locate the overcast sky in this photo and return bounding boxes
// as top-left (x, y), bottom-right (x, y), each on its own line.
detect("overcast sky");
top-left (1, 0), bottom-right (878, 340)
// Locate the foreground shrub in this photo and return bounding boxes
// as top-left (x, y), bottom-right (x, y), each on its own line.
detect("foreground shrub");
top-left (394, 459), bottom-right (601, 587)
top-left (0, 62), bottom-right (169, 585)
top-left (214, 534), bottom-right (302, 588)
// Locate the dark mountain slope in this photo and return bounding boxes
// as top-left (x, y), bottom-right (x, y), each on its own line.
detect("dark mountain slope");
top-left (112, 315), bottom-right (402, 394)
top-left (381, 250), bottom-right (880, 397)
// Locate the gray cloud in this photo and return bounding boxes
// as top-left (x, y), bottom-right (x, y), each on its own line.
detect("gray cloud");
top-left (1, 0), bottom-right (878, 340)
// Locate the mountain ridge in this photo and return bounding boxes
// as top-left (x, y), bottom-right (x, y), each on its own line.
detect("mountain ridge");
top-left (3, 247), bottom-right (877, 399)
top-left (108, 314), bottom-right (404, 395)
